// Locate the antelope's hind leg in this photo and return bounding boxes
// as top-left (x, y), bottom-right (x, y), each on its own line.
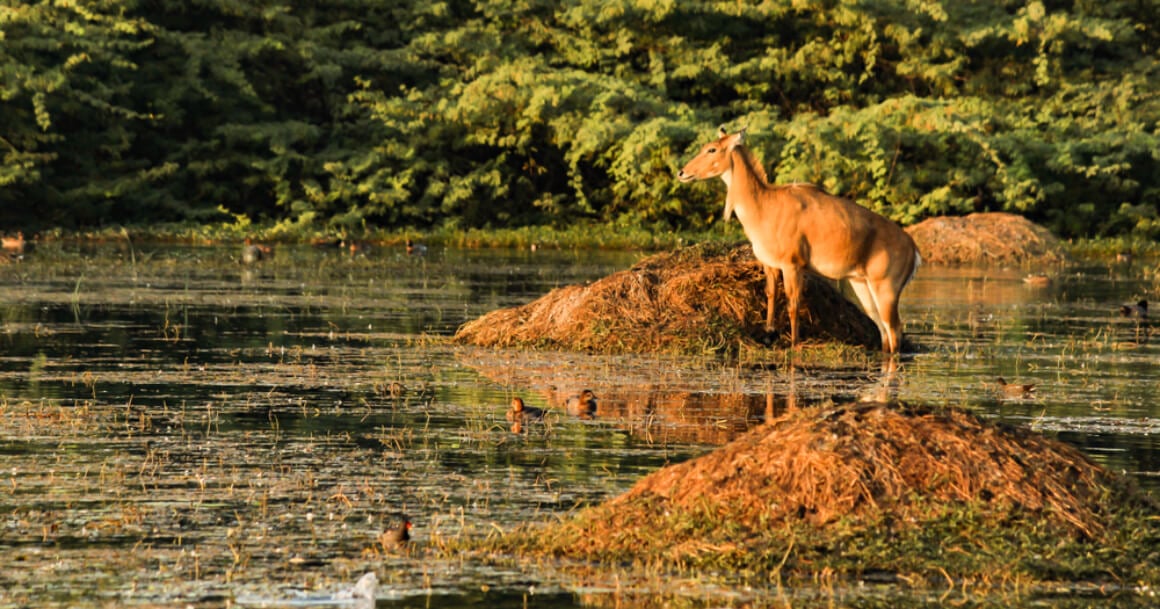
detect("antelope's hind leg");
top-left (863, 279), bottom-right (904, 354)
top-left (849, 279), bottom-right (890, 352)
top-left (874, 283), bottom-right (904, 354)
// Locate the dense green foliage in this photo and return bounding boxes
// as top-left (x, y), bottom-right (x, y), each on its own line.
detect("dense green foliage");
top-left (2, 0), bottom-right (1157, 238)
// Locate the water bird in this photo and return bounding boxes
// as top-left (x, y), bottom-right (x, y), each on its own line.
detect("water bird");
top-left (405, 239), bottom-right (427, 257)
top-left (565, 389), bottom-right (598, 418)
top-left (1, 231), bottom-right (25, 253)
top-left (1022, 273), bottom-right (1051, 287)
top-left (506, 397), bottom-right (544, 424)
top-left (242, 237), bottom-right (272, 264)
top-left (995, 377), bottom-right (1036, 399)
top-left (1120, 300), bottom-right (1148, 318)
top-left (379, 517), bottom-right (412, 549)
top-left (344, 240), bottom-right (372, 256)
top-left (377, 380), bottom-right (405, 400)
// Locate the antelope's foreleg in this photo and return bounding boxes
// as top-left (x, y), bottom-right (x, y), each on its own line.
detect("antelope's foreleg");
top-left (763, 265), bottom-right (781, 332)
top-left (782, 267), bottom-right (803, 348)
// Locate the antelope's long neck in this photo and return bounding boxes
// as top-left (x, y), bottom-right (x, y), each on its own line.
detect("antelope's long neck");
top-left (725, 147), bottom-right (767, 222)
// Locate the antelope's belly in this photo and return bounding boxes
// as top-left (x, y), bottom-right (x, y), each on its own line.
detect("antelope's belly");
top-left (747, 233), bottom-right (859, 280)
top-left (747, 237), bottom-right (782, 270)
top-left (809, 257), bottom-right (861, 280)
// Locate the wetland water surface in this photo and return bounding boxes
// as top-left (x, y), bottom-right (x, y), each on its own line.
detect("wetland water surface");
top-left (1, 243), bottom-right (1158, 608)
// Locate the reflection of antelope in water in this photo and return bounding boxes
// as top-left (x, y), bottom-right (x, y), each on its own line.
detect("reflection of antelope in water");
top-left (678, 128), bottom-right (921, 353)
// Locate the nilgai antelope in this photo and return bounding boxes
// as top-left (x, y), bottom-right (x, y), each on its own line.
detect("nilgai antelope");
top-left (678, 128), bottom-right (921, 353)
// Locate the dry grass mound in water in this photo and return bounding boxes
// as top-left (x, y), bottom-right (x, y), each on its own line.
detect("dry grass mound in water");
top-left (905, 212), bottom-right (1068, 265)
top-left (454, 241), bottom-right (879, 354)
top-left (502, 404), bottom-right (1160, 584)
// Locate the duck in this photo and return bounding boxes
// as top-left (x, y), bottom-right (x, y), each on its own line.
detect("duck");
top-left (378, 380), bottom-right (405, 400)
top-left (379, 517), bottom-right (412, 549)
top-left (995, 377), bottom-right (1036, 399)
top-left (1, 232), bottom-right (25, 253)
top-left (565, 389), bottom-right (598, 418)
top-left (506, 397), bottom-right (544, 423)
top-left (405, 239), bottom-right (427, 257)
top-left (344, 240), bottom-right (372, 256)
top-left (242, 237), bottom-right (272, 264)
top-left (1022, 273), bottom-right (1051, 287)
top-left (1120, 300), bottom-right (1148, 318)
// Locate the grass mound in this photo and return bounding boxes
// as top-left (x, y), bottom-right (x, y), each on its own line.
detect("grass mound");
top-left (454, 241), bottom-right (879, 355)
top-left (905, 212), bottom-right (1069, 265)
top-left (491, 403), bottom-right (1160, 585)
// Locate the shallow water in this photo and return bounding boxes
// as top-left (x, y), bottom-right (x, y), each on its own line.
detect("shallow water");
top-left (0, 242), bottom-right (1157, 608)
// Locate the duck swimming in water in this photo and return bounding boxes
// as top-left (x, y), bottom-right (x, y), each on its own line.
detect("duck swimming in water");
top-left (995, 377), bottom-right (1036, 399)
top-left (242, 237), bottom-right (272, 264)
top-left (1, 232), bottom-right (25, 253)
top-left (379, 516), bottom-right (412, 549)
top-left (1120, 300), bottom-right (1148, 318)
top-left (405, 239), bottom-right (427, 257)
top-left (565, 389), bottom-right (598, 418)
top-left (506, 397), bottom-right (544, 423)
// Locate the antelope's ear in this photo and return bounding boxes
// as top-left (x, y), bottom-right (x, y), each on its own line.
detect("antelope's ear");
top-left (725, 130), bottom-right (744, 151)
top-left (717, 125), bottom-right (728, 138)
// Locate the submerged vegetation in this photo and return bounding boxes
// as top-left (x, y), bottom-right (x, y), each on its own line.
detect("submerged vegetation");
top-left (48, 221), bottom-right (720, 253)
top-left (1, 243), bottom-right (1159, 607)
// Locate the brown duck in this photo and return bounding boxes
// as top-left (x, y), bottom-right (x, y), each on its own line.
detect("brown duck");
top-left (565, 389), bottom-right (598, 418)
top-left (506, 397), bottom-right (544, 423)
top-left (1, 232), bottom-right (25, 253)
top-left (405, 239), bottom-right (428, 257)
top-left (1022, 273), bottom-right (1051, 287)
top-left (996, 377), bottom-right (1036, 399)
top-left (379, 517), bottom-right (412, 549)
top-left (1120, 300), bottom-right (1148, 318)
top-left (242, 237), bottom-right (272, 264)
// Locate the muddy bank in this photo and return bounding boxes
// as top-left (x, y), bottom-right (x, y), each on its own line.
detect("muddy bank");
top-left (489, 403), bottom-right (1160, 586)
top-left (906, 212), bottom-right (1069, 265)
top-left (454, 241), bottom-right (879, 355)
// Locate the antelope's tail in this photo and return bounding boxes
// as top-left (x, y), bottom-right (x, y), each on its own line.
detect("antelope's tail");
top-left (904, 250), bottom-right (922, 288)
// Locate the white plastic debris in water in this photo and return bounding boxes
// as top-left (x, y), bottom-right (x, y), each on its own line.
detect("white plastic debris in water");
top-left (235, 572), bottom-right (377, 607)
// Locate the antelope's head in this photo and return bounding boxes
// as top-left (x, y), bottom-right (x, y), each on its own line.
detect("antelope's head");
top-left (677, 127), bottom-right (746, 220)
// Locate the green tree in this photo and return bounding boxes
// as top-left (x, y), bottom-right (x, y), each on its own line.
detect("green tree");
top-left (1, 0), bottom-right (1156, 238)
top-left (0, 0), bottom-right (155, 227)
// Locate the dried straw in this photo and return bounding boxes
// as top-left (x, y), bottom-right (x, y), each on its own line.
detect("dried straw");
top-left (454, 242), bottom-right (879, 354)
top-left (557, 403), bottom-right (1129, 561)
top-left (905, 212), bottom-right (1068, 266)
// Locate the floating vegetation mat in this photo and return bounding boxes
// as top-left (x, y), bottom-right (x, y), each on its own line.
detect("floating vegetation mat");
top-left (485, 403), bottom-right (1160, 588)
top-left (454, 241), bottom-right (879, 355)
top-left (905, 212), bottom-right (1069, 266)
